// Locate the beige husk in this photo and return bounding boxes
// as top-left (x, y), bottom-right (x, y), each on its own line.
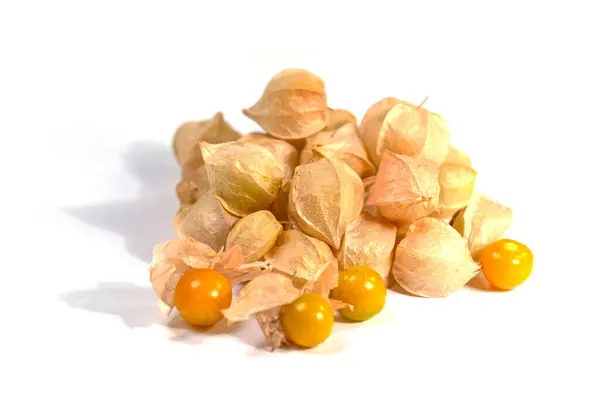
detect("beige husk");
top-left (200, 141), bottom-right (284, 216)
top-left (288, 157), bottom-right (364, 249)
top-left (172, 112), bottom-right (240, 168)
top-left (435, 164), bottom-right (478, 218)
top-left (359, 97), bottom-right (402, 164)
top-left (242, 69), bottom-right (329, 140)
top-left (326, 108), bottom-right (357, 130)
top-left (338, 213), bottom-right (396, 285)
top-left (367, 151), bottom-right (440, 224)
top-left (361, 176), bottom-right (381, 218)
top-left (255, 307), bottom-right (287, 350)
top-left (393, 217), bottom-right (480, 298)
top-left (176, 164), bottom-right (210, 205)
top-left (451, 193), bottom-right (513, 261)
top-left (444, 146), bottom-right (472, 167)
top-left (238, 133), bottom-right (299, 186)
top-left (269, 181), bottom-right (291, 222)
top-left (175, 191), bottom-right (240, 252)
top-left (299, 122), bottom-right (375, 178)
top-left (225, 210), bottom-right (283, 263)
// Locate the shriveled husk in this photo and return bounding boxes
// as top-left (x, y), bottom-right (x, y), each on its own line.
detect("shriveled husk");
top-left (239, 133), bottom-right (299, 186)
top-left (359, 98), bottom-right (451, 166)
top-left (393, 217), bottom-right (480, 298)
top-left (452, 193), bottom-right (513, 261)
top-left (367, 151), bottom-right (440, 224)
top-left (175, 191), bottom-right (240, 252)
top-left (175, 164), bottom-right (210, 205)
top-left (326, 108), bottom-right (357, 130)
top-left (299, 122), bottom-right (375, 178)
top-left (243, 69), bottom-right (329, 140)
top-left (172, 112), bottom-right (240, 168)
top-left (225, 210), bottom-right (283, 263)
top-left (288, 157), bottom-right (364, 249)
top-left (338, 213), bottom-right (396, 285)
top-left (435, 163), bottom-right (478, 218)
top-left (444, 146), bottom-right (472, 167)
top-left (200, 141), bottom-right (284, 216)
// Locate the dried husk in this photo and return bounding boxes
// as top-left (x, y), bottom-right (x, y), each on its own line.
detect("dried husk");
top-left (299, 122), bottom-right (375, 178)
top-left (175, 191), bottom-right (240, 252)
top-left (338, 213), bottom-right (396, 285)
top-left (326, 108), bottom-right (357, 130)
top-left (175, 164), bottom-right (210, 205)
top-left (361, 176), bottom-right (381, 218)
top-left (452, 193), bottom-right (513, 261)
top-left (239, 133), bottom-right (299, 186)
top-left (393, 217), bottom-right (480, 298)
top-left (225, 210), bottom-right (283, 263)
top-left (436, 164), bottom-right (478, 218)
top-left (358, 97), bottom-right (402, 164)
top-left (255, 307), bottom-right (286, 350)
top-left (200, 141), bottom-right (284, 216)
top-left (173, 112), bottom-right (240, 168)
top-left (288, 157), bottom-right (364, 249)
top-left (243, 69), bottom-right (329, 140)
top-left (367, 151), bottom-right (440, 224)
top-left (269, 181), bottom-right (291, 222)
top-left (444, 146), bottom-right (472, 167)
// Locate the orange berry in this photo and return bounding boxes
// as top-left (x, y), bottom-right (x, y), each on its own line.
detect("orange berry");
top-left (174, 269), bottom-right (232, 327)
top-left (481, 239), bottom-right (534, 290)
top-left (280, 293), bottom-right (334, 348)
top-left (331, 266), bottom-right (386, 322)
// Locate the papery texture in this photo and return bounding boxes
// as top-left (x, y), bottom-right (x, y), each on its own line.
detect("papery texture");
top-left (444, 146), bottom-right (472, 167)
top-left (326, 108), bottom-right (357, 130)
top-left (269, 182), bottom-right (291, 222)
top-left (175, 191), bottom-right (240, 251)
top-left (393, 217), bottom-right (480, 297)
top-left (452, 193), bottom-right (513, 261)
top-left (200, 141), bottom-right (284, 216)
top-left (239, 133), bottom-right (299, 186)
top-left (243, 69), bottom-right (328, 139)
top-left (436, 164), bottom-right (478, 218)
top-left (173, 112), bottom-right (240, 168)
top-left (359, 97), bottom-right (402, 164)
top-left (299, 122), bottom-right (375, 178)
top-left (361, 176), bottom-right (381, 218)
top-left (338, 213), bottom-right (396, 285)
top-left (288, 157), bottom-right (364, 248)
top-left (367, 152), bottom-right (440, 224)
top-left (255, 307), bottom-right (286, 350)
top-left (176, 164), bottom-right (210, 205)
top-left (226, 210), bottom-right (283, 263)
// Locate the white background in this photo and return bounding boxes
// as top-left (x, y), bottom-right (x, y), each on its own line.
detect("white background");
top-left (1, 1), bottom-right (599, 399)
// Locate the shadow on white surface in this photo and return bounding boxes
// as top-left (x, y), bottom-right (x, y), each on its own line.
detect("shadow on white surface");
top-left (64, 142), bottom-right (179, 262)
top-left (60, 281), bottom-right (163, 328)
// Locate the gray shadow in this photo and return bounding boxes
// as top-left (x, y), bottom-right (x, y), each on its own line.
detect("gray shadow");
top-left (64, 141), bottom-right (180, 262)
top-left (59, 282), bottom-right (163, 328)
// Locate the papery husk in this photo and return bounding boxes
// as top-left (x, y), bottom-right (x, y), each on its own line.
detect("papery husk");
top-left (361, 176), bottom-right (381, 218)
top-left (255, 308), bottom-right (286, 350)
top-left (225, 210), bottom-right (283, 263)
top-left (288, 157), bottom-right (364, 249)
top-left (451, 193), bottom-right (513, 261)
top-left (173, 112), bottom-right (240, 168)
top-left (173, 204), bottom-right (193, 232)
top-left (243, 69), bottom-right (329, 140)
top-left (338, 213), bottom-right (396, 285)
top-left (359, 97), bottom-right (402, 164)
top-left (200, 141), bottom-right (284, 216)
top-left (239, 133), bottom-right (299, 186)
top-left (175, 164), bottom-right (210, 205)
top-left (269, 181), bottom-right (291, 222)
top-left (444, 146), bottom-right (472, 167)
top-left (435, 164), bottom-right (478, 218)
top-left (327, 108), bottom-right (357, 130)
top-left (175, 191), bottom-right (240, 252)
top-left (393, 217), bottom-right (480, 298)
top-left (367, 151), bottom-right (440, 224)
top-left (299, 122), bottom-right (375, 178)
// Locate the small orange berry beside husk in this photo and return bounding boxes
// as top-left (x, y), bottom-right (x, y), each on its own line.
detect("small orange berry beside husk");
top-left (435, 163), bottom-right (478, 218)
top-left (243, 69), bottom-right (329, 140)
top-left (225, 210), bottom-right (283, 263)
top-left (393, 217), bottom-right (480, 298)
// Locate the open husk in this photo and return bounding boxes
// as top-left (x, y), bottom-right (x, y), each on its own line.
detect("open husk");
top-left (299, 122), bottom-right (375, 178)
top-left (444, 146), bottom-right (472, 167)
top-left (338, 213), bottom-right (396, 285)
top-left (326, 108), bottom-right (357, 130)
top-left (436, 164), bottom-right (478, 218)
top-left (452, 193), bottom-right (513, 261)
top-left (393, 217), bottom-right (480, 298)
top-left (367, 151), bottom-right (440, 224)
top-left (175, 164), bottom-right (210, 205)
top-left (288, 157), bottom-right (364, 249)
top-left (173, 112), bottom-right (240, 168)
top-left (243, 69), bottom-right (329, 140)
top-left (359, 97), bottom-right (402, 164)
top-left (225, 210), bottom-right (283, 263)
top-left (200, 141), bottom-right (284, 216)
top-left (238, 133), bottom-right (299, 186)
top-left (175, 191), bottom-right (240, 252)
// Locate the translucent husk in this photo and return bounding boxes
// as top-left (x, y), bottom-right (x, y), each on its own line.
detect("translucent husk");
top-left (451, 193), bottom-right (513, 261)
top-left (367, 151), bottom-right (440, 224)
top-left (175, 164), bottom-right (210, 205)
top-left (444, 146), bottom-right (472, 167)
top-left (435, 164), bottom-right (478, 218)
top-left (175, 191), bottom-right (240, 252)
top-left (392, 217), bottom-right (480, 298)
top-left (338, 213), bottom-right (396, 285)
top-left (358, 97), bottom-right (402, 164)
top-left (242, 69), bottom-right (329, 140)
top-left (200, 141), bottom-right (284, 216)
top-left (288, 157), bottom-right (364, 249)
top-left (299, 122), bottom-right (375, 178)
top-left (225, 210), bottom-right (283, 263)
top-left (172, 112), bottom-right (240, 168)
top-left (326, 108), bottom-right (357, 130)
top-left (238, 133), bottom-right (299, 186)
top-left (361, 176), bottom-right (381, 218)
